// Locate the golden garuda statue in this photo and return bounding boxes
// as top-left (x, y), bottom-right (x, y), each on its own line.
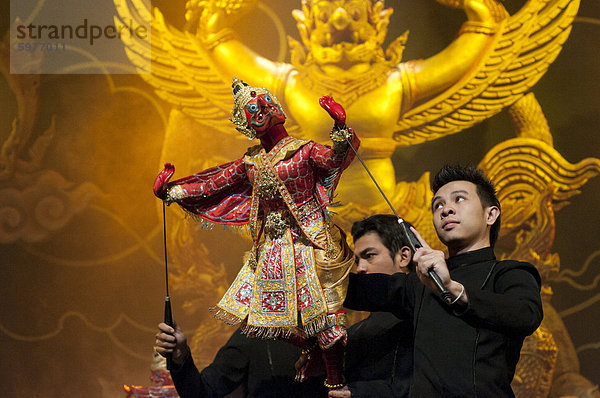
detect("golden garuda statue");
top-left (114, 0), bottom-right (579, 233)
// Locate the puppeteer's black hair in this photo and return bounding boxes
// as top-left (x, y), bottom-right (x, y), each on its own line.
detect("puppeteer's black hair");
top-left (351, 214), bottom-right (415, 270)
top-left (432, 164), bottom-right (501, 246)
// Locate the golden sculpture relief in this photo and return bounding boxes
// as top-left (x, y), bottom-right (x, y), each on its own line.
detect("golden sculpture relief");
top-left (512, 324), bottom-right (558, 398)
top-left (116, 0), bottom-right (579, 208)
top-left (125, 1), bottom-right (579, 241)
top-left (479, 133), bottom-right (600, 397)
top-left (481, 136), bottom-right (600, 280)
top-left (112, 0), bottom-right (600, 396)
top-left (0, 35), bottom-right (101, 244)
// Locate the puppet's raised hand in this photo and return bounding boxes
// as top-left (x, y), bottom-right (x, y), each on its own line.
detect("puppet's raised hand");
top-left (319, 96), bottom-right (346, 127)
top-left (153, 163), bottom-right (175, 200)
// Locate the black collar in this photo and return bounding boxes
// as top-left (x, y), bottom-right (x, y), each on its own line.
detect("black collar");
top-left (446, 247), bottom-right (496, 270)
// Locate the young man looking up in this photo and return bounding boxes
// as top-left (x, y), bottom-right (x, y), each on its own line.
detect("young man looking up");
top-left (344, 165), bottom-right (543, 397)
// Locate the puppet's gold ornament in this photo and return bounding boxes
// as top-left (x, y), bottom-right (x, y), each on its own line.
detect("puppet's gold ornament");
top-left (114, 0), bottom-right (600, 396)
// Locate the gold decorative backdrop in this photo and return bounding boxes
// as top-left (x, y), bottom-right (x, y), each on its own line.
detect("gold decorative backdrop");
top-left (1, 0), bottom-right (598, 397)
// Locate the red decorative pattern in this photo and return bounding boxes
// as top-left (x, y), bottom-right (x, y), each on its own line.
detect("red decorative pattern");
top-left (297, 286), bottom-right (312, 311)
top-left (261, 291), bottom-right (286, 312)
top-left (168, 159), bottom-right (252, 225)
top-left (317, 325), bottom-right (347, 349)
top-left (295, 249), bottom-right (306, 276)
top-left (234, 282), bottom-right (253, 306)
top-left (261, 240), bottom-right (284, 280)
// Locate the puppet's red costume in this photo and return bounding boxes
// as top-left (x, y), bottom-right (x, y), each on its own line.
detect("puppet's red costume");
top-left (154, 78), bottom-right (359, 389)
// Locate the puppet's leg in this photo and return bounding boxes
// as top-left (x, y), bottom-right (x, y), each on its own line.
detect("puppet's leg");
top-left (310, 226), bottom-right (353, 390)
top-left (276, 332), bottom-right (324, 383)
top-left (292, 311), bottom-right (347, 387)
top-left (317, 310), bottom-right (347, 390)
top-left (291, 335), bottom-right (323, 383)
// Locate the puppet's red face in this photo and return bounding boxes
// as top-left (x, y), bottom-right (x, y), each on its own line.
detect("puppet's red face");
top-left (244, 92), bottom-right (286, 136)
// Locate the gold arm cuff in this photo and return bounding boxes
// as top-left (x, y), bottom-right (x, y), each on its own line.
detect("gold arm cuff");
top-left (329, 128), bottom-right (350, 143)
top-left (330, 128), bottom-right (352, 152)
top-left (165, 185), bottom-right (187, 203)
top-left (330, 127), bottom-right (353, 151)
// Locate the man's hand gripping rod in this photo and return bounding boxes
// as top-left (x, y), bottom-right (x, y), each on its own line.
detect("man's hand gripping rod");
top-left (340, 127), bottom-right (452, 304)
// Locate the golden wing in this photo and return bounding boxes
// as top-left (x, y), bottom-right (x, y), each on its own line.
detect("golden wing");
top-left (394, 0), bottom-right (580, 146)
top-left (114, 0), bottom-right (234, 133)
top-left (479, 137), bottom-right (600, 281)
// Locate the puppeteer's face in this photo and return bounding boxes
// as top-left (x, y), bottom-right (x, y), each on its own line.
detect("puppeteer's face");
top-left (244, 92), bottom-right (286, 135)
top-left (431, 180), bottom-right (495, 254)
top-left (353, 232), bottom-right (409, 275)
top-left (309, 0), bottom-right (383, 66)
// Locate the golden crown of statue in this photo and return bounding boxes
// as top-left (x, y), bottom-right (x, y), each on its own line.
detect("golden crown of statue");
top-left (230, 77), bottom-right (284, 139)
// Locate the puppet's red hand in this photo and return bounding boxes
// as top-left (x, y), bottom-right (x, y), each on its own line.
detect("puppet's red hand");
top-left (153, 163), bottom-right (175, 199)
top-left (319, 96), bottom-right (346, 127)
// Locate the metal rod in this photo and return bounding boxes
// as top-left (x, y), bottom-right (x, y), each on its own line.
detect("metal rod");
top-left (162, 201), bottom-right (170, 297)
top-left (162, 201), bottom-right (173, 370)
top-left (342, 129), bottom-right (453, 304)
top-left (342, 131), bottom-right (399, 219)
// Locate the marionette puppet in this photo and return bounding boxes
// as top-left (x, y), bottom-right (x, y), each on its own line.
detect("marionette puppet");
top-left (153, 78), bottom-right (360, 391)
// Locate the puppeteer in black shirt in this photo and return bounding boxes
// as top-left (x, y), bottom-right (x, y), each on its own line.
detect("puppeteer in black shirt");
top-left (345, 311), bottom-right (412, 397)
top-left (344, 247), bottom-right (543, 398)
top-left (170, 329), bottom-right (326, 398)
top-left (169, 314), bottom-right (412, 398)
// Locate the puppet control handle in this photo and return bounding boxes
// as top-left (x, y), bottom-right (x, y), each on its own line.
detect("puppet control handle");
top-left (164, 296), bottom-right (174, 370)
top-left (397, 219), bottom-right (454, 305)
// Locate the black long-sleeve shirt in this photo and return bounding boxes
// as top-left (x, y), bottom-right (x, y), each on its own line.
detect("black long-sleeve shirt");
top-left (345, 312), bottom-right (412, 397)
top-left (170, 318), bottom-right (412, 398)
top-left (170, 328), bottom-right (326, 397)
top-left (344, 247), bottom-right (543, 397)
